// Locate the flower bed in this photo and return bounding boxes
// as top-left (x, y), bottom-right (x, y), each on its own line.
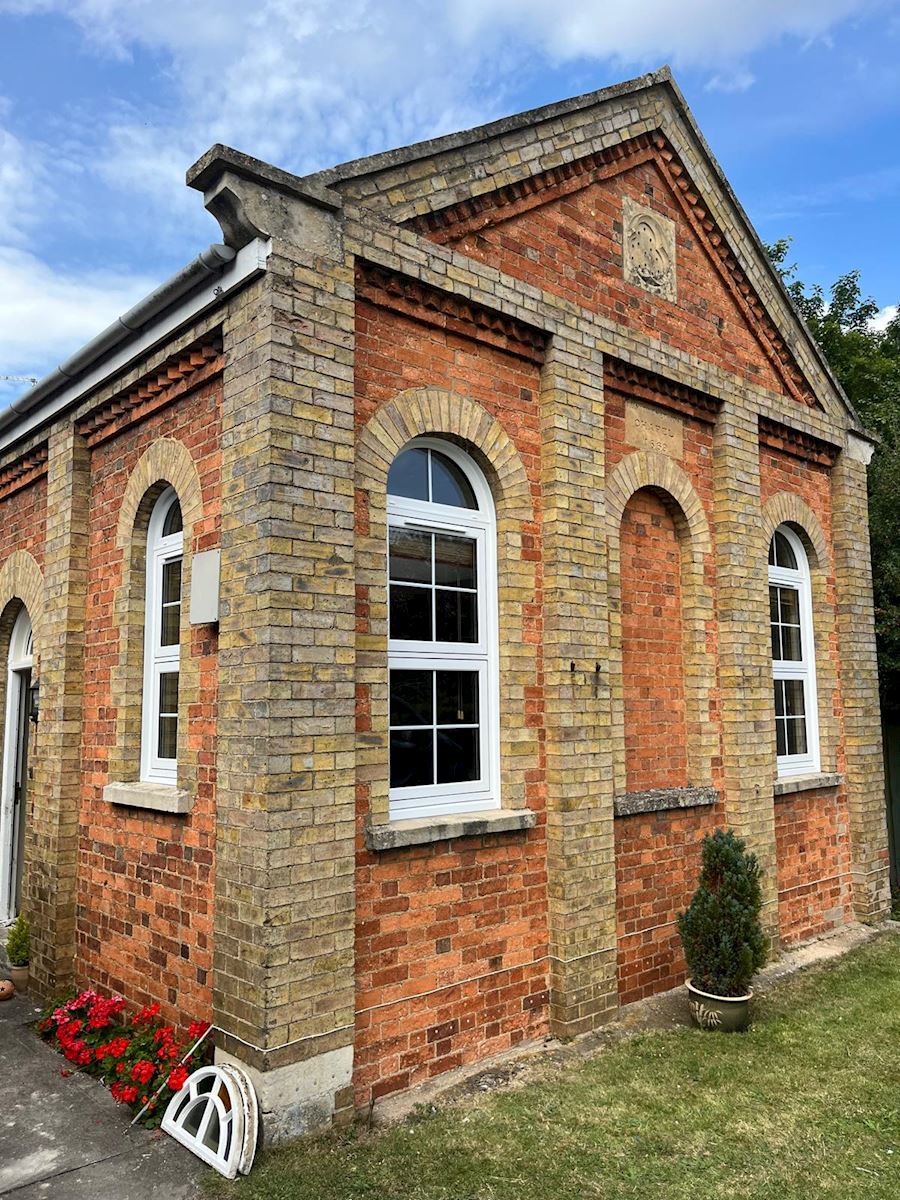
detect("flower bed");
top-left (37, 989), bottom-right (212, 1125)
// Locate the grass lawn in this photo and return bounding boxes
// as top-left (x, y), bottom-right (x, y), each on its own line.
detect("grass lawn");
top-left (209, 931), bottom-right (900, 1199)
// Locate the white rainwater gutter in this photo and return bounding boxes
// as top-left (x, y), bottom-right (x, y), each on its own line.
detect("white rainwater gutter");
top-left (0, 237), bottom-right (271, 454)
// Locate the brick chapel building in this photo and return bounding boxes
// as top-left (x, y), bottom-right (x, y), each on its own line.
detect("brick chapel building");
top-left (0, 68), bottom-right (889, 1139)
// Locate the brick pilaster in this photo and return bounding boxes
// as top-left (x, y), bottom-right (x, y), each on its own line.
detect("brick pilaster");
top-left (711, 403), bottom-right (779, 933)
top-left (28, 424), bottom-right (89, 994)
top-left (831, 437), bottom-right (890, 921)
top-left (213, 227), bottom-right (357, 1136)
top-left (540, 337), bottom-right (617, 1036)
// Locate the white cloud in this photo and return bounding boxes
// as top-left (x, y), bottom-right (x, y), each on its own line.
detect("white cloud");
top-left (0, 0), bottom-right (883, 391)
top-left (0, 1), bottom-right (878, 182)
top-left (705, 69), bottom-right (756, 94)
top-left (0, 116), bottom-right (50, 247)
top-left (450, 0), bottom-right (874, 66)
top-left (0, 246), bottom-right (154, 382)
top-left (871, 304), bottom-right (898, 331)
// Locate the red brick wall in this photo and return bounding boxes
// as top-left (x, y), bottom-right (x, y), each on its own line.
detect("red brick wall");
top-left (620, 488), bottom-right (688, 792)
top-left (442, 158), bottom-right (785, 395)
top-left (354, 298), bottom-right (549, 1105)
top-left (76, 378), bottom-right (221, 1028)
top-left (615, 803), bottom-right (724, 1005)
top-left (0, 477), bottom-right (47, 571)
top-left (775, 786), bottom-right (853, 944)
top-left (355, 818), bottom-right (549, 1105)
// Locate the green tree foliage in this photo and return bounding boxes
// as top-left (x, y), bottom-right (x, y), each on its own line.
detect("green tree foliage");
top-left (6, 913), bottom-right (29, 966)
top-left (768, 239), bottom-right (900, 716)
top-left (678, 829), bottom-right (767, 996)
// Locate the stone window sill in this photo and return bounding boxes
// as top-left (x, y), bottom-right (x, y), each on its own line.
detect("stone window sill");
top-left (774, 772), bottom-right (843, 798)
top-left (614, 786), bottom-right (718, 817)
top-left (365, 808), bottom-right (536, 851)
top-left (103, 781), bottom-right (193, 814)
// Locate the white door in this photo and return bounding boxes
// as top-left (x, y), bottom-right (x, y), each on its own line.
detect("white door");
top-left (0, 608), bottom-right (32, 920)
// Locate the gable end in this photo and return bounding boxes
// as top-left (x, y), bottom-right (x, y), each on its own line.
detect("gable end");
top-left (407, 131), bottom-right (818, 410)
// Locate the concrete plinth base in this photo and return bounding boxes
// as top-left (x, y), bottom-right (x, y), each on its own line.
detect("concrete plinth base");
top-left (215, 1045), bottom-right (353, 1146)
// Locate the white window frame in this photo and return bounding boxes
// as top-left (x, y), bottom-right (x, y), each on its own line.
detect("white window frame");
top-left (141, 488), bottom-right (183, 785)
top-left (769, 524), bottom-right (820, 779)
top-left (387, 438), bottom-right (500, 821)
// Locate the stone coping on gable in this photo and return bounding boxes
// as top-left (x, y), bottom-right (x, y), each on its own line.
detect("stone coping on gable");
top-left (103, 780), bottom-right (193, 814)
top-left (365, 809), bottom-right (536, 852)
top-left (613, 786), bottom-right (719, 817)
top-left (773, 772), bottom-right (843, 798)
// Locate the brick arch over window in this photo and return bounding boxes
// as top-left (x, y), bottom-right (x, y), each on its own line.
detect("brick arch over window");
top-left (115, 438), bottom-right (204, 549)
top-left (606, 452), bottom-right (717, 795)
top-left (761, 492), bottom-right (829, 572)
top-left (356, 387), bottom-right (537, 824)
top-left (109, 438), bottom-right (206, 789)
top-left (0, 551), bottom-right (45, 649)
top-left (761, 491), bottom-right (838, 773)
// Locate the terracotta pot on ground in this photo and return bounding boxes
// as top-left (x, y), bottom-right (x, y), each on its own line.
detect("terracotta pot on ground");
top-left (686, 979), bottom-right (752, 1032)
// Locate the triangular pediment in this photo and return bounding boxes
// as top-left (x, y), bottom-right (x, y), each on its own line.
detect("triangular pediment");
top-left (404, 132), bottom-right (820, 410)
top-left (306, 69), bottom-right (854, 426)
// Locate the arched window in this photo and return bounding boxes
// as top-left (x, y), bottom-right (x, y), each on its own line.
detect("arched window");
top-left (768, 525), bottom-right (819, 778)
top-left (141, 488), bottom-right (183, 784)
top-left (387, 439), bottom-right (499, 820)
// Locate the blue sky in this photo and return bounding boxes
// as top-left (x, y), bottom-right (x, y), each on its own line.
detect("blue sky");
top-left (1, 0), bottom-right (899, 406)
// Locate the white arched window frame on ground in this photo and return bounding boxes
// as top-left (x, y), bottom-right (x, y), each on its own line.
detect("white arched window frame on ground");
top-left (768, 524), bottom-right (820, 779)
top-left (141, 487), bottom-right (183, 785)
top-left (0, 607), bottom-right (32, 921)
top-left (387, 437), bottom-right (500, 821)
top-left (161, 1064), bottom-right (258, 1179)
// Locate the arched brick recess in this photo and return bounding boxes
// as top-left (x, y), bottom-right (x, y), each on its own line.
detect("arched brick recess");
top-left (356, 386), bottom-right (536, 822)
top-left (761, 491), bottom-right (838, 773)
top-left (606, 451), bottom-right (716, 795)
top-left (109, 439), bottom-right (206, 788)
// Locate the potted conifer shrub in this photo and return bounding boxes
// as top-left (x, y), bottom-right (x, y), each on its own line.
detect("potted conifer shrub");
top-left (6, 914), bottom-right (30, 992)
top-left (677, 829), bottom-right (767, 1032)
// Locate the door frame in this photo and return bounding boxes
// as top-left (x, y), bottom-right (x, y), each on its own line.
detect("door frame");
top-left (1, 607), bottom-right (32, 921)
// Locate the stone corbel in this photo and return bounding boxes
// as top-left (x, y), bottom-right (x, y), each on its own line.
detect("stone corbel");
top-left (844, 431), bottom-right (875, 466)
top-left (187, 144), bottom-right (344, 254)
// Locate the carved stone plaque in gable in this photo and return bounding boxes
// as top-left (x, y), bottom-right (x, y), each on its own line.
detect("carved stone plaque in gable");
top-left (623, 197), bottom-right (677, 301)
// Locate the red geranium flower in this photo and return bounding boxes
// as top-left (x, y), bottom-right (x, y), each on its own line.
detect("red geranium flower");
top-left (167, 1065), bottom-right (189, 1092)
top-left (130, 1060), bottom-right (156, 1085)
top-left (132, 1002), bottom-right (161, 1026)
top-left (111, 1082), bottom-right (139, 1105)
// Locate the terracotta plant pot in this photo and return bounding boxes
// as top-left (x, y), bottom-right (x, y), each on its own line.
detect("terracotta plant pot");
top-left (686, 979), bottom-right (752, 1032)
top-left (9, 964), bottom-right (28, 993)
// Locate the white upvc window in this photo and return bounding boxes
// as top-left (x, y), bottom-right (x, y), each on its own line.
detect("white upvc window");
top-left (768, 524), bottom-right (820, 779)
top-left (141, 488), bottom-right (183, 785)
top-left (387, 438), bottom-right (500, 821)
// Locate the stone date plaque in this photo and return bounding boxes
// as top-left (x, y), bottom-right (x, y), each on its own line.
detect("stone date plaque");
top-left (624, 398), bottom-right (683, 459)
